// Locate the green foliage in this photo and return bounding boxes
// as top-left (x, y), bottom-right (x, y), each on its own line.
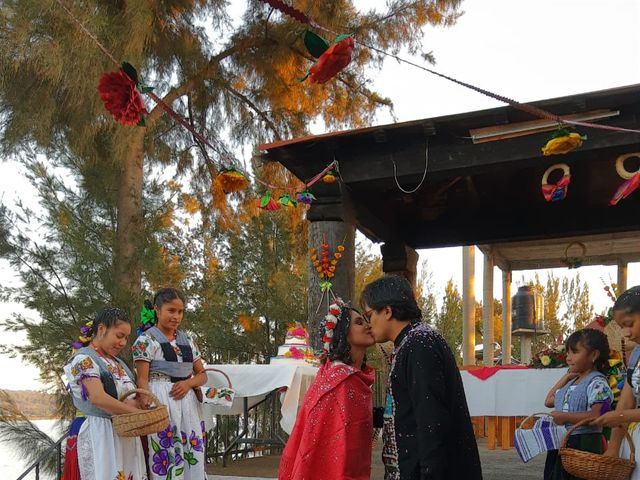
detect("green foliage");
top-left (435, 279), bottom-right (463, 362)
top-left (0, 0), bottom-right (464, 406)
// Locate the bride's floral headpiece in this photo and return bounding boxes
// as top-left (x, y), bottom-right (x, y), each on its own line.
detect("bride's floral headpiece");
top-left (322, 298), bottom-right (346, 353)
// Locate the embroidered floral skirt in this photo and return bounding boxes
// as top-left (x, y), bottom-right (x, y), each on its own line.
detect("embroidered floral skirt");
top-left (620, 423), bottom-right (640, 480)
top-left (146, 380), bottom-right (205, 480)
top-left (63, 415), bottom-right (147, 480)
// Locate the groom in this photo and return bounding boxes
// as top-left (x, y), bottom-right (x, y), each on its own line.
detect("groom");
top-left (362, 275), bottom-right (482, 480)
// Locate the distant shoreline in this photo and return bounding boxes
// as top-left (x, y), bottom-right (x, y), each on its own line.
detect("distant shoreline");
top-left (0, 416), bottom-right (62, 422)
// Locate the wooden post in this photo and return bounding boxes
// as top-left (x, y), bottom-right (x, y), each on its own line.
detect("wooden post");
top-left (307, 221), bottom-right (355, 351)
top-left (463, 246), bottom-right (476, 366)
top-left (618, 260), bottom-right (628, 293)
top-left (483, 249), bottom-right (495, 365)
top-left (307, 188), bottom-right (356, 351)
top-left (502, 270), bottom-right (512, 365)
top-left (381, 243), bottom-right (419, 289)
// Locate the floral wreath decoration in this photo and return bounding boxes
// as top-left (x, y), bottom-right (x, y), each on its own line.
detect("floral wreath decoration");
top-left (322, 298), bottom-right (346, 354)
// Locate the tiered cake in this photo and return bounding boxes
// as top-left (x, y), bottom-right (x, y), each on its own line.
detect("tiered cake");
top-left (270, 324), bottom-right (316, 365)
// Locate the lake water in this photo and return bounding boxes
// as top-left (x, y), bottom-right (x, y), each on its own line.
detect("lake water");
top-left (1, 419), bottom-right (66, 480)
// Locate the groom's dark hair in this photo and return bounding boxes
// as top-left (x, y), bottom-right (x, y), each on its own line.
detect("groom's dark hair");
top-left (361, 275), bottom-right (422, 322)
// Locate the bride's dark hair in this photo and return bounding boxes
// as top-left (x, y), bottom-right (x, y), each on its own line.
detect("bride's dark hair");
top-left (322, 306), bottom-right (367, 368)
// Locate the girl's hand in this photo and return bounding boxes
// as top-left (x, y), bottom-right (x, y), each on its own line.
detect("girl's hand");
top-left (549, 411), bottom-right (568, 425)
top-left (603, 447), bottom-right (620, 458)
top-left (591, 411), bottom-right (626, 428)
top-left (170, 380), bottom-right (191, 400)
top-left (136, 393), bottom-right (152, 410)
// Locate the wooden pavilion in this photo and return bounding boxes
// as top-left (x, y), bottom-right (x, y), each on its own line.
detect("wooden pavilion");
top-left (257, 84), bottom-right (640, 362)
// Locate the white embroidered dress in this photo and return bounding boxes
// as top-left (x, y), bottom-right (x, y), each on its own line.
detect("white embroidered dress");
top-left (620, 347), bottom-right (640, 478)
top-left (63, 353), bottom-right (147, 480)
top-left (132, 332), bottom-right (205, 480)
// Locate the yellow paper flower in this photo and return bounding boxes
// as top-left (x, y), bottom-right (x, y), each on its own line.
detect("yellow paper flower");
top-left (541, 132), bottom-right (585, 156)
top-left (540, 355), bottom-right (551, 366)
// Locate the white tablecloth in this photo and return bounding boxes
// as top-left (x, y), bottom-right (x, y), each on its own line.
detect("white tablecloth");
top-left (203, 364), bottom-right (318, 434)
top-left (460, 368), bottom-right (566, 416)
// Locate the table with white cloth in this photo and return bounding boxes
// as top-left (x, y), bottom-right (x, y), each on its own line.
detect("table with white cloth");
top-left (460, 368), bottom-right (566, 450)
top-left (203, 364), bottom-right (318, 464)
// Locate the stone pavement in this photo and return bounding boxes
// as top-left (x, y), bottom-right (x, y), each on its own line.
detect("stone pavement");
top-left (207, 438), bottom-right (547, 479)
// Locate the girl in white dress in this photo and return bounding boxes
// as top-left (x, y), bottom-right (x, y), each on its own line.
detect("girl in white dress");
top-left (62, 307), bottom-right (147, 480)
top-left (592, 286), bottom-right (640, 478)
top-left (132, 288), bottom-right (207, 480)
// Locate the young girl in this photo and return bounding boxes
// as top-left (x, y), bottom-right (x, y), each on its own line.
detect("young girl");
top-left (278, 299), bottom-right (376, 480)
top-left (543, 328), bottom-right (614, 480)
top-left (132, 288), bottom-right (207, 480)
top-left (592, 286), bottom-right (640, 478)
top-left (62, 307), bottom-right (147, 480)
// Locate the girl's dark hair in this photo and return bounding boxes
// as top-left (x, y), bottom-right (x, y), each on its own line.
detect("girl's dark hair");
top-left (153, 288), bottom-right (186, 309)
top-left (93, 307), bottom-right (131, 334)
top-left (361, 275), bottom-right (421, 322)
top-left (565, 328), bottom-right (610, 374)
top-left (613, 286), bottom-right (640, 314)
top-left (324, 307), bottom-right (366, 368)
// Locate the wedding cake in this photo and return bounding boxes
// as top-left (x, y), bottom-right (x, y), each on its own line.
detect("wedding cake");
top-left (270, 324), bottom-right (316, 365)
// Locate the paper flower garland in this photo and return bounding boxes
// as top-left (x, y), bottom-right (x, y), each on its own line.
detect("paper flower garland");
top-left (310, 242), bottom-right (345, 293)
top-left (257, 191), bottom-right (280, 211)
top-left (97, 62), bottom-right (151, 126)
top-left (278, 193), bottom-right (298, 208)
top-left (301, 31), bottom-right (354, 84)
top-left (215, 167), bottom-right (249, 194)
top-left (610, 153), bottom-right (640, 206)
top-left (541, 163), bottom-right (571, 202)
top-left (322, 170), bottom-right (337, 184)
top-left (541, 128), bottom-right (586, 156)
top-left (296, 190), bottom-right (316, 205)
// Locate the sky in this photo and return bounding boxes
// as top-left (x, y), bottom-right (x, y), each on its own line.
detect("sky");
top-left (1, 0), bottom-right (639, 391)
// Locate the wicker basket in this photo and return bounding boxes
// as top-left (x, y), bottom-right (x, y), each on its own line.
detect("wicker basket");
top-left (112, 388), bottom-right (169, 438)
top-left (560, 418), bottom-right (636, 480)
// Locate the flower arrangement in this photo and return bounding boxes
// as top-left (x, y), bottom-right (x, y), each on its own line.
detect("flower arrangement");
top-left (541, 128), bottom-right (586, 156)
top-left (284, 346), bottom-right (305, 360)
top-left (215, 167), bottom-right (249, 194)
top-left (301, 31), bottom-right (354, 84)
top-left (531, 344), bottom-right (567, 368)
top-left (257, 191), bottom-right (280, 211)
top-left (97, 63), bottom-right (150, 126)
top-left (310, 242), bottom-right (344, 282)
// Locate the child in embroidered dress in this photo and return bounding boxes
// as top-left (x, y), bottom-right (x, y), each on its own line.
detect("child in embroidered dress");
top-left (543, 328), bottom-right (614, 480)
top-left (132, 288), bottom-right (207, 480)
top-left (62, 307), bottom-right (148, 480)
top-left (591, 286), bottom-right (640, 479)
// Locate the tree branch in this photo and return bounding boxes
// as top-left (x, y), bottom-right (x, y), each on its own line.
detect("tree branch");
top-left (146, 36), bottom-right (269, 129)
top-left (221, 81), bottom-right (282, 141)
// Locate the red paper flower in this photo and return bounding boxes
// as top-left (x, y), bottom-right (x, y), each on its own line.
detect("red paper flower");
top-left (309, 37), bottom-right (354, 84)
top-left (98, 69), bottom-right (147, 126)
top-left (329, 307), bottom-right (340, 316)
top-left (322, 335), bottom-right (331, 343)
top-left (326, 321), bottom-right (336, 329)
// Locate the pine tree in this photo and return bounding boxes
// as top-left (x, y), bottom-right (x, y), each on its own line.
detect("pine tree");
top-left (562, 273), bottom-right (594, 330)
top-left (435, 279), bottom-right (463, 362)
top-left (0, 0), bottom-right (463, 310)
